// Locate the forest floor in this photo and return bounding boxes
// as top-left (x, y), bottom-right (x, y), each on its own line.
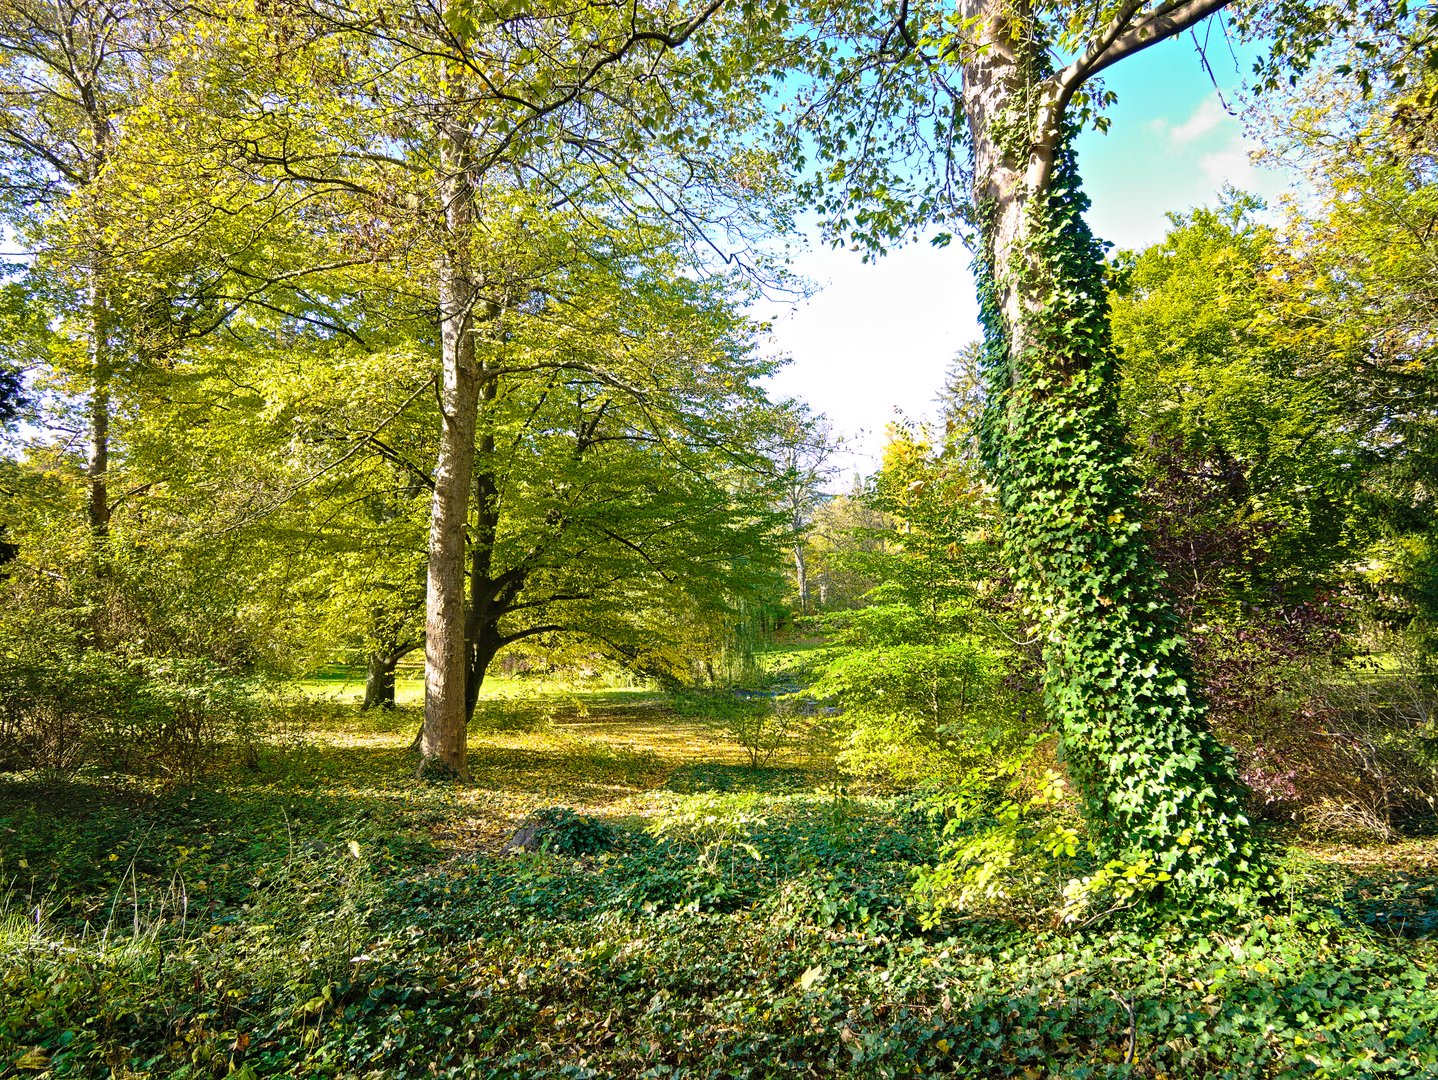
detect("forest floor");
top-left (1, 679), bottom-right (1437, 1078)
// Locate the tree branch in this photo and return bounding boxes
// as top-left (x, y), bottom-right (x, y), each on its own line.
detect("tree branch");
top-left (1029, 0), bottom-right (1233, 194)
top-left (1085, 0), bottom-right (1234, 81)
top-left (498, 624), bottom-right (566, 646)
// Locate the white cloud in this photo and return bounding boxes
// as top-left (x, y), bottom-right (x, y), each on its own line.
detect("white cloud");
top-left (1169, 95), bottom-right (1229, 145)
top-left (762, 238), bottom-right (980, 476)
top-left (1199, 139), bottom-right (1258, 188)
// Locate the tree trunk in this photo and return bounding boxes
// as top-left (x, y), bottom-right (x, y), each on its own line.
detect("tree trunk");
top-left (959, 13), bottom-right (1257, 895)
top-left (419, 121), bottom-right (479, 782)
top-left (86, 267), bottom-right (111, 539)
top-left (83, 258), bottom-right (112, 650)
top-left (462, 400), bottom-right (520, 722)
top-left (363, 641), bottom-right (420, 710)
top-left (82, 83), bottom-right (114, 542)
top-left (464, 632), bottom-right (503, 721)
top-left (362, 650), bottom-right (399, 710)
top-left (793, 542), bottom-right (809, 613)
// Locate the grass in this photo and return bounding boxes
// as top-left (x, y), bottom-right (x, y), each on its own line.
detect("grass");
top-left (1, 686), bottom-right (1436, 1078)
top-left (295, 667), bottom-right (656, 708)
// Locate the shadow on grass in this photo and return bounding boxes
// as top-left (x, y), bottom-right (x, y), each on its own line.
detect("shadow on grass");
top-left (467, 743), bottom-right (666, 795)
top-left (663, 762), bottom-right (826, 795)
top-left (0, 763), bottom-right (442, 929)
top-left (0, 724), bottom-right (691, 927)
top-left (1343, 873), bottom-right (1438, 938)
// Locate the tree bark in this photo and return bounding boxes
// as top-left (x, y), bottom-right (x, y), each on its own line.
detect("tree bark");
top-left (957, 6), bottom-right (1258, 893)
top-left (86, 267), bottom-right (111, 539)
top-left (793, 541), bottom-right (809, 613)
top-left (362, 650), bottom-right (398, 710)
top-left (363, 642), bottom-right (420, 710)
top-left (419, 117), bottom-right (480, 781)
top-left (462, 396), bottom-right (506, 721)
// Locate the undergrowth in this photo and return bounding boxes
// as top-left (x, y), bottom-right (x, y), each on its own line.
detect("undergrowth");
top-left (0, 694), bottom-right (1435, 1078)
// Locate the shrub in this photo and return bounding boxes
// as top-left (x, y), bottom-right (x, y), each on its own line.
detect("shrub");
top-left (0, 650), bottom-right (142, 778)
top-left (1213, 646), bottom-right (1438, 835)
top-left (130, 658), bottom-right (262, 782)
top-left (673, 690), bottom-right (804, 768)
top-left (1297, 670), bottom-right (1438, 836)
top-left (0, 647), bottom-right (262, 783)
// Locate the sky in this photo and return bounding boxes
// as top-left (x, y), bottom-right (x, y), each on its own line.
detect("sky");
top-left (761, 27), bottom-right (1297, 480)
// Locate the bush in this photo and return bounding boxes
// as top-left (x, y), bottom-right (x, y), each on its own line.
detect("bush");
top-left (1298, 671), bottom-right (1438, 836)
top-left (524, 807), bottom-right (620, 856)
top-left (1216, 654), bottom-right (1438, 836)
top-left (672, 690), bottom-right (804, 768)
top-left (0, 650), bottom-right (141, 778)
top-left (0, 647), bottom-right (262, 783)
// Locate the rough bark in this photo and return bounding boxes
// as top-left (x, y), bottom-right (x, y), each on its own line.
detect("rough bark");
top-left (362, 651), bottom-right (398, 710)
top-left (362, 642), bottom-right (419, 710)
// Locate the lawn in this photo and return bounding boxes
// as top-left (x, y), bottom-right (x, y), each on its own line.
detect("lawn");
top-left (1, 687), bottom-right (1436, 1078)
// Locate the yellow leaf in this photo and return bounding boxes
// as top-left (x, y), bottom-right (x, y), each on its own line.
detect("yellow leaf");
top-left (15, 1047), bottom-right (50, 1070)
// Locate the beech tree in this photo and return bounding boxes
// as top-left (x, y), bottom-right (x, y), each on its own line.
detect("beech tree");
top-left (138, 0), bottom-right (791, 779)
top-left (951, 0), bottom-right (1275, 899)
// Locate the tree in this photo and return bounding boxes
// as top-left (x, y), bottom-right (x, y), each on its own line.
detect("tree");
top-left (66, 177), bottom-right (791, 721)
top-left (1110, 201), bottom-right (1363, 615)
top-left (0, 0), bottom-right (154, 539)
top-left (143, 0), bottom-right (791, 779)
top-left (954, 0), bottom-right (1277, 900)
top-left (1256, 48), bottom-right (1438, 658)
top-left (794, 0), bottom-right (1311, 896)
top-left (425, 231), bottom-right (789, 720)
top-left (768, 404), bottom-right (840, 613)
top-left (0, 268), bottom-right (45, 435)
top-left (802, 479), bottom-right (891, 610)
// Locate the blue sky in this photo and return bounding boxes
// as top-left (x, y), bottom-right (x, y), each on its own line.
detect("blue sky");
top-left (763, 25), bottom-right (1295, 477)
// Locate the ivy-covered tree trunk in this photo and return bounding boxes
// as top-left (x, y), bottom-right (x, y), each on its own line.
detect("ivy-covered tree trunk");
top-left (959, 13), bottom-right (1259, 896)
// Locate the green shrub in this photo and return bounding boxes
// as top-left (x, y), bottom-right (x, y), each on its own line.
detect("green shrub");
top-left (0, 649), bottom-right (142, 778)
top-left (0, 647), bottom-right (262, 783)
top-left (673, 690), bottom-right (804, 767)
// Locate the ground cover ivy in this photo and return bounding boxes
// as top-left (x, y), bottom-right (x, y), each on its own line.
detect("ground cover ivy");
top-left (2, 698), bottom-right (1434, 1078)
